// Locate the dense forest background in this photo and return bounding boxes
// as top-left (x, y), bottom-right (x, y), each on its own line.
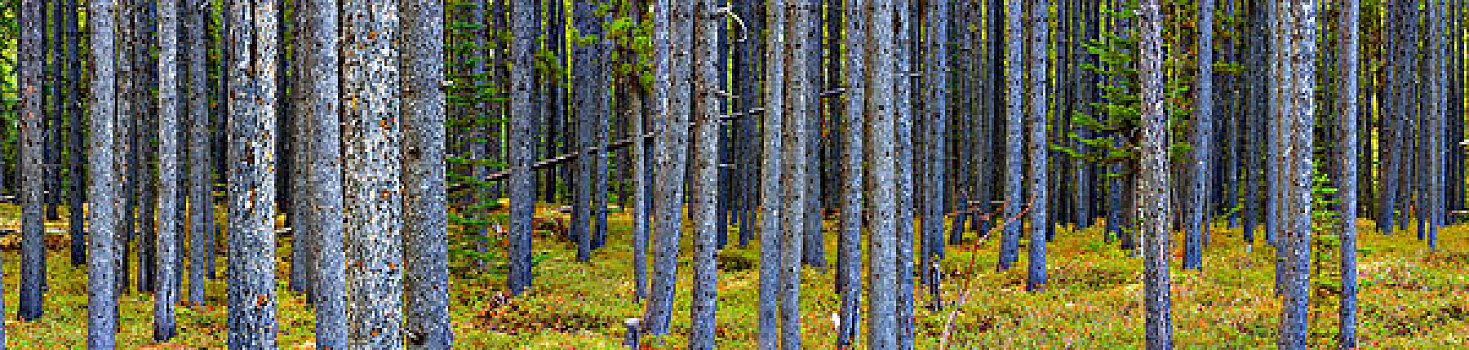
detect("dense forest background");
top-left (0, 0), bottom-right (1465, 348)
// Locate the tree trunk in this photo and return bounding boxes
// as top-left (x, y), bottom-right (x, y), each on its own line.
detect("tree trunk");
top-left (838, 1), bottom-right (867, 346)
top-left (1027, 0), bottom-right (1050, 292)
top-left (227, 0), bottom-right (281, 346)
top-left (1278, 1), bottom-right (1316, 347)
top-left (1337, 0), bottom-right (1361, 346)
top-left (1185, 0), bottom-right (1216, 270)
top-left (87, 0), bottom-right (120, 344)
top-left (1138, 0), bottom-right (1174, 347)
top-left (65, 0), bottom-right (84, 267)
top-left (921, 0), bottom-right (949, 289)
top-left (18, 0), bottom-right (47, 323)
top-left (299, 0), bottom-right (346, 345)
top-left (402, 0), bottom-right (450, 347)
top-left (688, 1), bottom-right (723, 346)
top-left (507, 0), bottom-right (537, 297)
top-left (154, 0), bottom-right (182, 340)
top-left (998, 0), bottom-right (1025, 271)
top-left (644, 0), bottom-right (694, 336)
top-left (756, 0), bottom-right (787, 346)
top-left (866, 0), bottom-right (901, 347)
top-left (185, 0), bottom-right (211, 309)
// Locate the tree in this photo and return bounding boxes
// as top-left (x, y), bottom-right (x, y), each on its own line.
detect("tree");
top-left (997, 0), bottom-right (1025, 272)
top-left (403, 0), bottom-right (451, 346)
top-left (629, 0), bottom-right (651, 301)
top-left (1185, 0), bottom-right (1216, 271)
top-left (688, 0), bottom-right (723, 346)
top-left (1337, 0), bottom-right (1361, 346)
top-left (227, 0), bottom-right (281, 345)
top-left (837, 0), bottom-right (866, 345)
top-left (571, 0), bottom-right (596, 262)
top-left (644, 0), bottom-right (694, 336)
top-left (186, 0), bottom-right (211, 309)
top-left (1428, 0), bottom-right (1446, 250)
top-left (507, 0), bottom-right (536, 296)
top-left (780, 0), bottom-right (814, 348)
top-left (343, 0), bottom-right (404, 347)
top-left (756, 0), bottom-right (787, 346)
top-left (1277, 1), bottom-right (1315, 347)
top-left (296, 0), bottom-right (346, 346)
top-left (87, 0), bottom-right (120, 344)
top-left (921, 0), bottom-right (949, 290)
top-left (1138, 0), bottom-right (1174, 347)
top-left (154, 0), bottom-right (181, 340)
top-left (1026, 0), bottom-right (1049, 292)
top-left (17, 0), bottom-right (46, 323)
top-left (866, 0), bottom-right (900, 347)
top-left (65, 0), bottom-right (85, 268)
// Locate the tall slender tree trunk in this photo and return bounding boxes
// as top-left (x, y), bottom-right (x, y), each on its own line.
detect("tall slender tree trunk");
top-left (300, 0), bottom-right (346, 345)
top-left (186, 0), bottom-right (211, 309)
top-left (1027, 0), bottom-right (1050, 292)
top-left (227, 0), bottom-right (280, 346)
top-left (778, 1), bottom-right (813, 348)
top-left (756, 0), bottom-right (787, 346)
top-left (1278, 1), bottom-right (1316, 347)
top-left (837, 1), bottom-right (867, 346)
top-left (866, 0), bottom-right (901, 347)
top-left (342, 1), bottom-right (403, 347)
top-left (998, 0), bottom-right (1025, 271)
top-left (922, 0), bottom-right (950, 289)
top-left (1428, 0), bottom-right (1446, 250)
top-left (688, 1), bottom-right (723, 346)
top-left (1185, 0), bottom-right (1216, 270)
top-left (87, 0), bottom-right (120, 344)
top-left (1139, 0), bottom-right (1174, 347)
top-left (154, 0), bottom-right (182, 340)
top-left (507, 0), bottom-right (537, 296)
top-left (644, 0), bottom-right (694, 337)
top-left (1337, 0), bottom-right (1361, 346)
top-left (65, 0), bottom-right (85, 267)
top-left (893, 1), bottom-right (916, 345)
top-left (18, 0), bottom-right (47, 323)
top-left (402, 0), bottom-right (451, 346)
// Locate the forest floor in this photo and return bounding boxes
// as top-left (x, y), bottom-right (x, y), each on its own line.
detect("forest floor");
top-left (0, 202), bottom-right (1465, 348)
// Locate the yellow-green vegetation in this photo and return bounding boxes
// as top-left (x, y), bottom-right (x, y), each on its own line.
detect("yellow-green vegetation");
top-left (0, 203), bottom-right (1465, 348)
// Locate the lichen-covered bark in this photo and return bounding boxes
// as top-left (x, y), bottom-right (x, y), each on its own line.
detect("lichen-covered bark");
top-left (227, 0), bottom-right (281, 347)
top-left (687, 1), bottom-right (722, 346)
top-left (998, 0), bottom-right (1025, 271)
top-left (571, 0), bottom-right (596, 263)
top-left (1185, 0), bottom-right (1216, 271)
top-left (115, 0), bottom-right (136, 298)
top-left (87, 0), bottom-right (120, 344)
top-left (893, 1), bottom-right (916, 346)
top-left (1278, 3), bottom-right (1315, 348)
top-left (1138, 0), bottom-right (1174, 347)
top-left (756, 0), bottom-right (787, 346)
top-left (1337, 0), bottom-right (1361, 346)
top-left (342, 1), bottom-right (403, 348)
top-left (779, 1), bottom-right (812, 348)
top-left (507, 0), bottom-right (537, 296)
top-left (644, 0), bottom-right (694, 336)
top-left (185, 0), bottom-right (211, 309)
top-left (402, 0), bottom-right (452, 346)
top-left (866, 0), bottom-right (900, 347)
top-left (837, 0), bottom-right (867, 345)
top-left (921, 0), bottom-right (949, 289)
top-left (300, 0), bottom-right (346, 345)
top-left (154, 0), bottom-right (181, 340)
top-left (18, 0), bottom-right (46, 323)
top-left (1027, 0), bottom-right (1049, 293)
top-left (64, 0), bottom-right (86, 268)
top-left (288, 0), bottom-right (317, 300)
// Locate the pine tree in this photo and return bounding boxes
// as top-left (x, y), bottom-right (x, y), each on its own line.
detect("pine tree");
top-left (1138, 0), bottom-right (1174, 347)
top-left (226, 0), bottom-right (281, 346)
top-left (154, 0), bottom-right (181, 340)
top-left (403, 0), bottom-right (452, 346)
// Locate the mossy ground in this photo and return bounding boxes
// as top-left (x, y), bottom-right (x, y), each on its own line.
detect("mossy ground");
top-left (0, 203), bottom-right (1464, 348)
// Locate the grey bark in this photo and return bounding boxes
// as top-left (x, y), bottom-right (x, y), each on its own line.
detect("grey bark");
top-left (688, 1), bottom-right (723, 346)
top-left (1337, 0), bottom-right (1360, 346)
top-left (88, 0), bottom-right (120, 344)
top-left (1428, 0), bottom-right (1445, 250)
top-left (154, 0), bottom-right (180, 340)
top-left (1139, 0), bottom-right (1174, 347)
top-left (227, 0), bottom-right (281, 346)
top-left (296, 0), bottom-right (346, 345)
top-left (402, 0), bottom-right (451, 346)
top-left (779, 1), bottom-right (813, 348)
top-left (643, 0), bottom-right (694, 336)
top-left (288, 0), bottom-right (317, 300)
top-left (186, 0), bottom-right (210, 309)
top-left (837, 0), bottom-right (867, 346)
top-left (998, 0), bottom-right (1025, 271)
top-left (893, 1), bottom-right (916, 345)
top-left (866, 0), bottom-right (901, 347)
top-left (1027, 0), bottom-right (1049, 292)
top-left (756, 0), bottom-right (787, 346)
top-left (1277, 1), bottom-right (1315, 348)
top-left (18, 0), bottom-right (46, 323)
top-left (630, 0), bottom-right (651, 301)
top-left (507, 0), bottom-right (537, 296)
top-left (802, 0), bottom-right (825, 270)
top-left (1185, 0), bottom-right (1216, 270)
top-left (571, 0), bottom-right (596, 262)
top-left (921, 0), bottom-right (949, 289)
top-left (342, 1), bottom-right (403, 347)
top-left (65, 0), bottom-right (84, 267)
